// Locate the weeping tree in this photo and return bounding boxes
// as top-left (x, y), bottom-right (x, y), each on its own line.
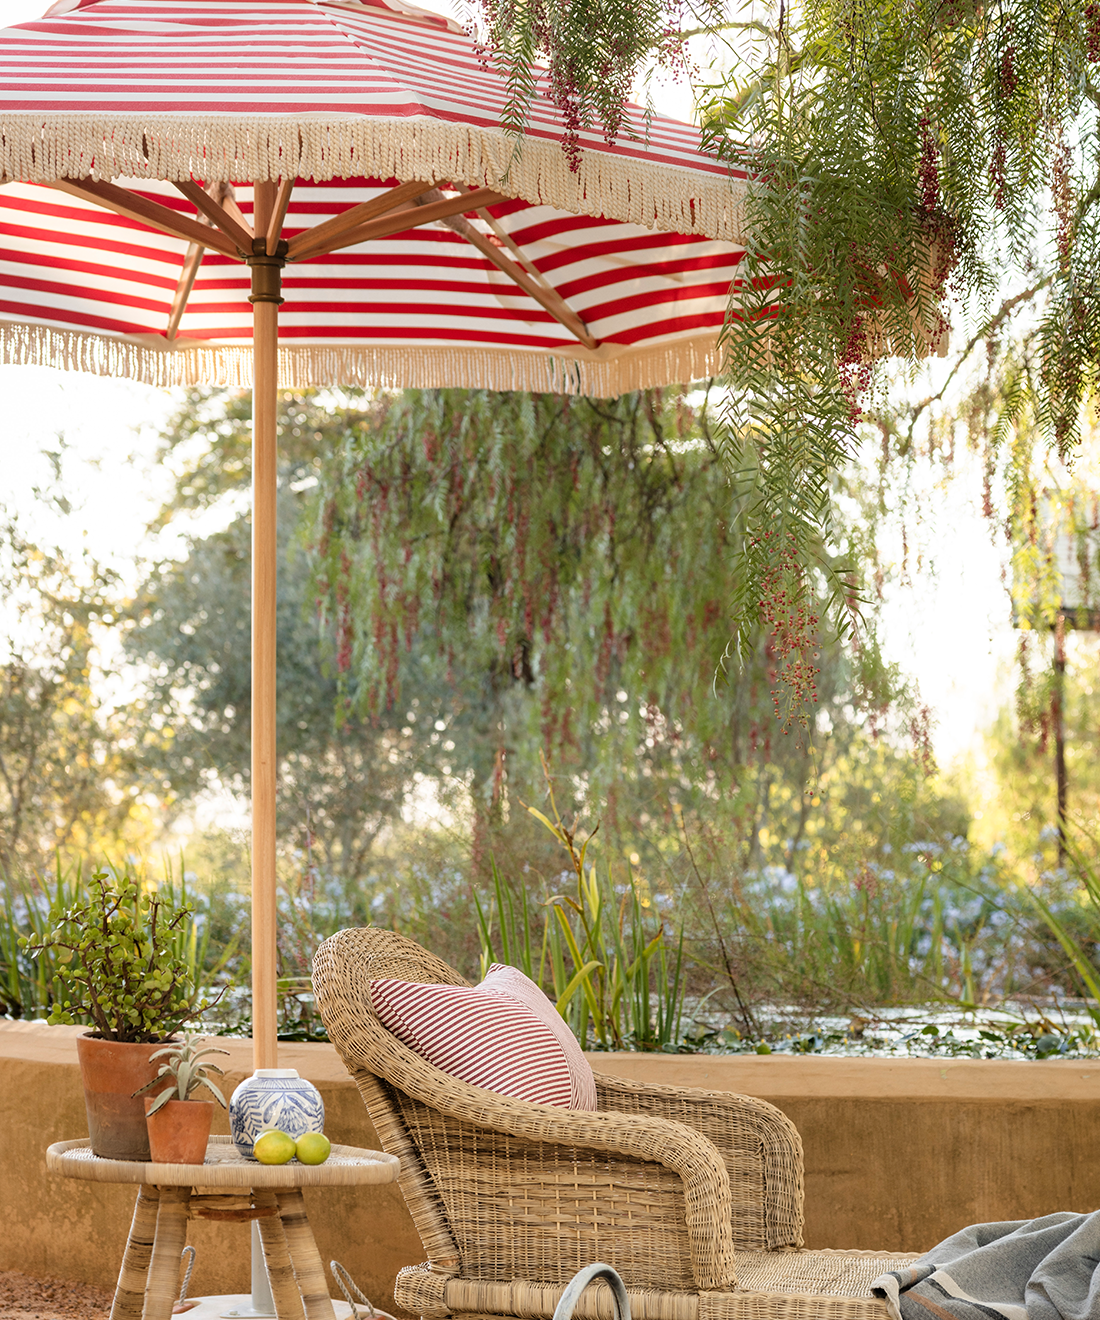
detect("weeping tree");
top-left (470, 0), bottom-right (1100, 720)
top-left (870, 316), bottom-right (1100, 871)
top-left (132, 385), bottom-right (939, 897)
top-left (126, 390), bottom-right (430, 889)
top-left (309, 386), bottom-right (903, 867)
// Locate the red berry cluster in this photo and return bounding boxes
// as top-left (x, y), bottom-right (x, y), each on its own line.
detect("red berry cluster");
top-left (915, 113), bottom-right (961, 310)
top-left (917, 115), bottom-right (941, 217)
top-left (838, 313), bottom-right (872, 421)
top-left (999, 44), bottom-right (1018, 96)
top-left (754, 531), bottom-right (821, 730)
top-left (1052, 137), bottom-right (1074, 273)
top-left (1088, 2), bottom-right (1100, 61)
top-left (908, 704), bottom-right (935, 776)
top-left (335, 549), bottom-right (353, 673)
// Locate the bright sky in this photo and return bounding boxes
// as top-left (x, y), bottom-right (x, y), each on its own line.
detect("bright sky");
top-left (0, 0), bottom-right (1021, 768)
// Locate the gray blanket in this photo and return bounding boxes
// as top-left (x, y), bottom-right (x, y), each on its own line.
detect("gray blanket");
top-left (870, 1212), bottom-right (1100, 1320)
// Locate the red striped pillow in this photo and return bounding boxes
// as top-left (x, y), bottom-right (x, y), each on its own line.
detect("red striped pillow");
top-left (369, 977), bottom-right (575, 1108)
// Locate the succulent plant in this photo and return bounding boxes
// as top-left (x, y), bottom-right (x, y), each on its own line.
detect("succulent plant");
top-left (21, 870), bottom-right (216, 1042)
top-left (133, 1034), bottom-right (230, 1114)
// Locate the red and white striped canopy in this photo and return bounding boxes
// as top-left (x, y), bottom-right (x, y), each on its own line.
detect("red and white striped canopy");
top-left (0, 0), bottom-right (750, 394)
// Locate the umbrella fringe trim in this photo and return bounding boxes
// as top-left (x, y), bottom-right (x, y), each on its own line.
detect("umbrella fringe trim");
top-left (0, 114), bottom-right (746, 243)
top-left (0, 321), bottom-right (726, 396)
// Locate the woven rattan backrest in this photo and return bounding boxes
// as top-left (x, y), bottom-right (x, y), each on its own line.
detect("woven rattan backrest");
top-left (313, 928), bottom-right (474, 1271)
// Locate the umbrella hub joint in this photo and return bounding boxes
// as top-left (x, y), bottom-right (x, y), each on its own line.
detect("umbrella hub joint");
top-left (246, 238), bottom-right (288, 305)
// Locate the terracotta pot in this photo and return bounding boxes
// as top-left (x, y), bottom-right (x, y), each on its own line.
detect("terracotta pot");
top-left (76, 1034), bottom-right (173, 1162)
top-left (144, 1096), bottom-right (214, 1165)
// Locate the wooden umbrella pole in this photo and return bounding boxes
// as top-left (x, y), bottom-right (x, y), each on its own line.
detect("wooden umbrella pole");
top-left (249, 249), bottom-right (286, 1073)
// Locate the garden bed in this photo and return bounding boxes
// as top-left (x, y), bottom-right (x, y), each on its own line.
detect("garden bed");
top-left (681, 1000), bottom-right (1100, 1059)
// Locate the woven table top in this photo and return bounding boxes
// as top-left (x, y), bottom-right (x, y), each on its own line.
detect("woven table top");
top-left (46, 1135), bottom-right (400, 1188)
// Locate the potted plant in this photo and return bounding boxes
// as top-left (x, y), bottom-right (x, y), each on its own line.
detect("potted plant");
top-left (134, 1035), bottom-right (229, 1164)
top-left (23, 869), bottom-right (221, 1161)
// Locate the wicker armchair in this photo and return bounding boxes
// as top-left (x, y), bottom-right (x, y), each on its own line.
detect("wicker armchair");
top-left (312, 928), bottom-right (916, 1320)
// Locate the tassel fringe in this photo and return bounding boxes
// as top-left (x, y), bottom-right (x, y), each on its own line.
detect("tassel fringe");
top-left (0, 322), bottom-right (726, 396)
top-left (0, 113), bottom-right (746, 242)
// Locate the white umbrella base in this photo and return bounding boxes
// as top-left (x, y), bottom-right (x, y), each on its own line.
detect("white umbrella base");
top-left (180, 1296), bottom-right (358, 1318)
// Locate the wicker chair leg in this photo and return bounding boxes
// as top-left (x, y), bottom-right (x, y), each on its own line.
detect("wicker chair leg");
top-left (108, 1186), bottom-right (160, 1320)
top-left (552, 1265), bottom-right (632, 1320)
top-left (277, 1188), bottom-right (337, 1320)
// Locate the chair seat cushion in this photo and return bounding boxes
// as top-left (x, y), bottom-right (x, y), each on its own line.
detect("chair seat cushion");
top-left (369, 968), bottom-right (596, 1109)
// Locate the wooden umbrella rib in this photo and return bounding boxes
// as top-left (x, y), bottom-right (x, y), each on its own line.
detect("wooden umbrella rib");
top-left (174, 179), bottom-right (255, 252)
top-left (166, 241), bottom-right (205, 340)
top-left (289, 187), bottom-right (506, 261)
top-left (47, 178), bottom-right (240, 258)
top-left (442, 211), bottom-right (598, 350)
top-left (475, 207), bottom-right (547, 282)
top-left (285, 178), bottom-right (428, 261)
top-left (265, 177), bottom-right (296, 252)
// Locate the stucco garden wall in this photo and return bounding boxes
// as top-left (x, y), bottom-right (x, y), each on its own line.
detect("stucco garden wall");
top-left (2, 1021), bottom-right (1097, 1307)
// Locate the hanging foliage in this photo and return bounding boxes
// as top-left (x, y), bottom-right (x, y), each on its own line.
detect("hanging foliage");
top-left (309, 387), bottom-right (897, 811)
top-left (471, 0), bottom-right (1100, 721)
top-left (467, 0), bottom-right (714, 169)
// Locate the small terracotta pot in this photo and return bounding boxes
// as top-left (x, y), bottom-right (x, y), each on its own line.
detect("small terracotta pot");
top-left (76, 1034), bottom-right (174, 1162)
top-left (144, 1096), bottom-right (214, 1165)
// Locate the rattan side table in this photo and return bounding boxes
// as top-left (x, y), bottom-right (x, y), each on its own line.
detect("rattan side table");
top-left (47, 1135), bottom-right (400, 1320)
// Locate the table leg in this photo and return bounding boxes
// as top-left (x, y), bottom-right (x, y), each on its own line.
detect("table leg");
top-left (109, 1187), bottom-right (160, 1320)
top-left (276, 1189), bottom-right (337, 1320)
top-left (144, 1186), bottom-right (190, 1320)
top-left (254, 1190), bottom-right (306, 1320)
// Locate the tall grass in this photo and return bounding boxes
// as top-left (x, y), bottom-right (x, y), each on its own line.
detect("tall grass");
top-left (7, 820), bottom-right (1100, 1051)
top-left (476, 792), bottom-right (686, 1051)
top-left (669, 824), bottom-right (1044, 1019)
top-left (1028, 829), bottom-right (1100, 1021)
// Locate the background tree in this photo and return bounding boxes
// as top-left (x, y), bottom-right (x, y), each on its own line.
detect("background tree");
top-left (872, 356), bottom-right (1100, 875)
top-left (131, 388), bottom-right (919, 862)
top-left (117, 383), bottom-right (1041, 1009)
top-left (308, 385), bottom-right (908, 864)
top-left (0, 517), bottom-right (143, 872)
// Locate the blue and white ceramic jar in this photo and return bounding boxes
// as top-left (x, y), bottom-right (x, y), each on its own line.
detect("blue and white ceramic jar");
top-left (230, 1068), bottom-right (325, 1158)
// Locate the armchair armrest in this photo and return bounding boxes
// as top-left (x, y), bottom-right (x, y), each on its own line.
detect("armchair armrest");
top-left (342, 1050), bottom-right (738, 1293)
top-left (594, 1069), bottom-right (804, 1251)
top-left (369, 1060), bottom-right (738, 1291)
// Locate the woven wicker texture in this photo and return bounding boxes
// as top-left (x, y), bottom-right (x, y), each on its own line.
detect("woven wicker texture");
top-left (592, 1074), bottom-right (803, 1253)
top-left (46, 1135), bottom-right (398, 1188)
top-left (312, 928), bottom-right (915, 1320)
top-left (395, 1261), bottom-right (907, 1319)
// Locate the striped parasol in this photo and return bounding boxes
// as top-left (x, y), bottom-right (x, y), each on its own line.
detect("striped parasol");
top-left (0, 0), bottom-right (749, 1070)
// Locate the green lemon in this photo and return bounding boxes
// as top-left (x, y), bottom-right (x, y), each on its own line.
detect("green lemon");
top-left (295, 1132), bottom-right (331, 1166)
top-left (253, 1129), bottom-right (296, 1165)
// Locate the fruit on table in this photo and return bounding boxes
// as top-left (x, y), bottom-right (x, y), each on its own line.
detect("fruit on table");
top-left (253, 1129), bottom-right (296, 1165)
top-left (295, 1132), bottom-right (331, 1165)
